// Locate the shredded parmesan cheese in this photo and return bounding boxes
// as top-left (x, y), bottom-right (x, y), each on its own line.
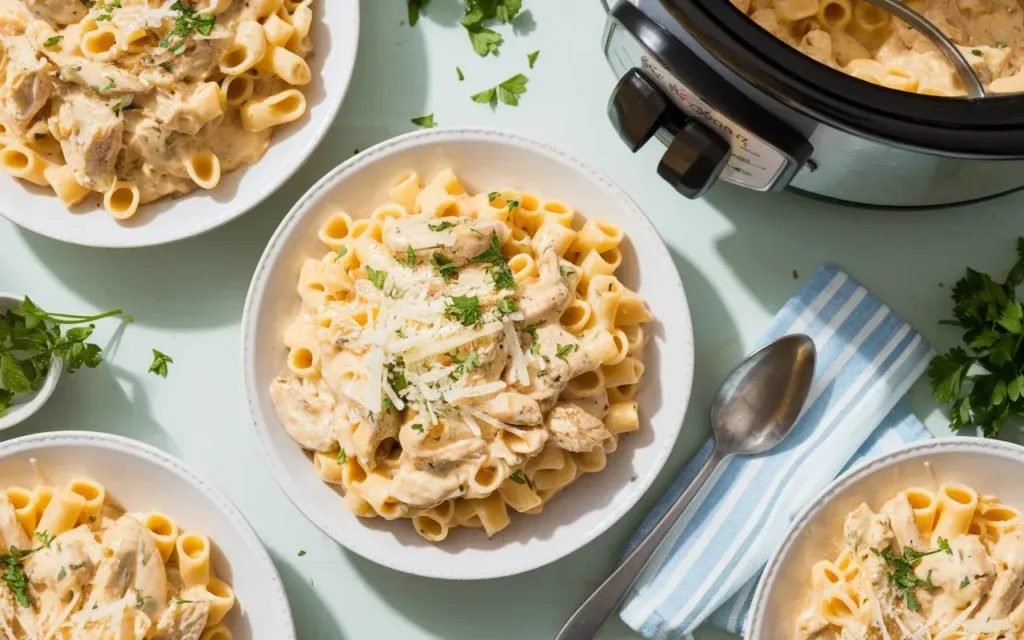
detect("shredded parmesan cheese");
top-left (463, 407), bottom-right (508, 431)
top-left (460, 411), bottom-right (482, 437)
top-left (363, 347), bottom-right (384, 412)
top-left (445, 381), bottom-right (507, 402)
top-left (400, 321), bottom-right (503, 362)
top-left (502, 320), bottom-right (530, 385)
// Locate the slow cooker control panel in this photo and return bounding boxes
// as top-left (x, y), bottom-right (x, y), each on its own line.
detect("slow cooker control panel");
top-left (603, 2), bottom-right (812, 198)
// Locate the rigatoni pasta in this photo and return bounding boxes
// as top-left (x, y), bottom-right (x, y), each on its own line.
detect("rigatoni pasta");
top-left (0, 0), bottom-right (316, 217)
top-left (796, 484), bottom-right (1024, 639)
top-left (269, 169), bottom-right (654, 542)
top-left (0, 478), bottom-right (236, 637)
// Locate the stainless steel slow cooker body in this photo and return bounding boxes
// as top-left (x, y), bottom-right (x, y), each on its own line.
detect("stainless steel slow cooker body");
top-left (604, 0), bottom-right (1024, 207)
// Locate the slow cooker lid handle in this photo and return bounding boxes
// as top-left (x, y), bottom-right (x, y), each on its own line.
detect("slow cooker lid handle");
top-left (608, 68), bottom-right (729, 199)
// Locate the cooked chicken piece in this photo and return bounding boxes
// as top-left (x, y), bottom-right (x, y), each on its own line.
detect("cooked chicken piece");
top-left (0, 586), bottom-right (41, 639)
top-left (978, 528), bottom-right (1024, 619)
top-left (409, 436), bottom-right (486, 471)
top-left (270, 376), bottom-right (344, 453)
top-left (43, 52), bottom-right (149, 95)
top-left (150, 599), bottom-right (210, 640)
top-left (172, 40), bottom-right (224, 82)
top-left (25, 0), bottom-right (87, 25)
top-left (880, 492), bottom-right (924, 550)
top-left (26, 525), bottom-right (99, 634)
top-left (0, 494), bottom-right (29, 550)
top-left (82, 516), bottom-right (168, 622)
top-left (0, 35), bottom-right (52, 128)
top-left (382, 215), bottom-right (510, 267)
top-left (152, 83), bottom-right (223, 135)
top-left (350, 404), bottom-right (400, 470)
top-left (515, 322), bottom-right (610, 413)
top-left (463, 391), bottom-right (543, 426)
top-left (517, 247), bottom-right (579, 325)
top-left (795, 612), bottom-right (830, 640)
top-left (546, 403), bottom-right (611, 453)
top-left (390, 465), bottom-right (469, 508)
top-left (62, 591), bottom-right (151, 640)
top-left (54, 91), bottom-right (123, 191)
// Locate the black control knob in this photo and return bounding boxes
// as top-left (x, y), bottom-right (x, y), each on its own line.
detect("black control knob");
top-left (608, 68), bottom-right (671, 153)
top-left (658, 119), bottom-right (731, 200)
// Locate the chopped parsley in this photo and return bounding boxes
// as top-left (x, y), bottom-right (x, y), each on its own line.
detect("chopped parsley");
top-left (996, 41), bottom-right (1008, 48)
top-left (450, 351), bottom-right (480, 378)
top-left (497, 297), bottom-right (518, 316)
top-left (69, 562), bottom-right (86, 570)
top-left (870, 538), bottom-right (952, 612)
top-left (536, 370), bottom-right (547, 377)
top-left (431, 252), bottom-right (458, 283)
top-left (57, 566), bottom-right (66, 580)
top-left (159, 61), bottom-right (174, 72)
top-left (971, 48), bottom-right (982, 56)
top-left (297, 550), bottom-right (306, 557)
top-left (35, 531), bottom-right (55, 547)
top-left (148, 349), bottom-right (172, 377)
top-left (470, 233), bottom-right (516, 291)
top-left (960, 575), bottom-right (970, 588)
top-left (556, 343), bottom-right (578, 361)
top-left (90, 79), bottom-right (115, 95)
top-left (506, 199), bottom-right (520, 212)
top-left (471, 73), bottom-right (529, 107)
top-left (173, 597), bottom-right (194, 605)
top-left (528, 50), bottom-right (539, 68)
top-left (456, 67), bottom-right (464, 81)
top-left (136, 592), bottom-right (145, 609)
top-left (524, 324), bottom-right (540, 355)
top-left (366, 266), bottom-right (388, 290)
top-left (44, 35), bottom-right (63, 47)
top-left (411, 113), bottom-right (436, 128)
top-left (160, 1), bottom-right (216, 55)
top-left (428, 221), bottom-right (457, 232)
top-left (411, 423), bottom-right (424, 433)
top-left (336, 449), bottom-right (347, 464)
top-left (560, 266), bottom-right (576, 278)
top-left (487, 192), bottom-right (500, 202)
top-left (445, 295), bottom-right (481, 326)
top-left (510, 470), bottom-right (526, 484)
top-left (1, 546), bottom-right (40, 607)
top-left (400, 246), bottom-right (417, 268)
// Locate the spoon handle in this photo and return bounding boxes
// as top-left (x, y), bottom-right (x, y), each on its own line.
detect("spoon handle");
top-left (555, 446), bottom-right (728, 640)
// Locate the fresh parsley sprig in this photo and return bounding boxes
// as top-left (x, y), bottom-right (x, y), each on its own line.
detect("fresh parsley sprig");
top-left (472, 73), bottom-right (529, 107)
top-left (445, 295), bottom-right (481, 326)
top-left (0, 297), bottom-right (123, 416)
top-left (928, 238), bottom-right (1024, 437)
top-left (469, 233), bottom-right (516, 291)
top-left (870, 538), bottom-right (951, 612)
top-left (2, 543), bottom-right (49, 607)
top-left (148, 350), bottom-right (173, 378)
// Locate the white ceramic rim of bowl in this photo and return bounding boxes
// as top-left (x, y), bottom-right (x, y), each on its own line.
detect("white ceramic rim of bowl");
top-left (0, 293), bottom-right (63, 431)
top-left (241, 127), bottom-right (695, 579)
top-left (746, 437), bottom-right (1024, 639)
top-left (0, 429), bottom-right (297, 637)
top-left (0, 0), bottom-right (360, 248)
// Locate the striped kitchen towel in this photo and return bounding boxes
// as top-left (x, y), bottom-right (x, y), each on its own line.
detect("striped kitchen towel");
top-left (619, 263), bottom-right (934, 639)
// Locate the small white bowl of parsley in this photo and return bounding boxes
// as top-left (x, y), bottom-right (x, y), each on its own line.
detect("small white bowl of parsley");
top-left (0, 294), bottom-right (122, 430)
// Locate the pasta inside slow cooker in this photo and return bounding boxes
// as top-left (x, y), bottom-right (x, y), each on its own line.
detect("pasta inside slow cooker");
top-left (736, 0), bottom-right (1024, 96)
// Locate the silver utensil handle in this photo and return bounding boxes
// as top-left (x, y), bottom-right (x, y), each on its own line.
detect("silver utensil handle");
top-left (555, 446), bottom-right (728, 640)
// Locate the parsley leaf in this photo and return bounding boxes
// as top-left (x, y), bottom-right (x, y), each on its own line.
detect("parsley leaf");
top-left (506, 199), bottom-right (520, 212)
top-left (1, 545), bottom-right (42, 608)
top-left (465, 25), bottom-right (502, 57)
top-left (497, 297), bottom-right (518, 316)
top-left (456, 67), bottom-right (464, 81)
top-left (57, 566), bottom-right (66, 580)
top-left (298, 550), bottom-right (306, 556)
top-left (407, 0), bottom-right (429, 25)
top-left (336, 245), bottom-right (348, 260)
top-left (400, 246), bottom-right (417, 268)
top-left (445, 296), bottom-right (481, 326)
top-left (35, 531), bottom-right (55, 548)
top-left (469, 233), bottom-right (516, 291)
top-left (159, 1), bottom-right (215, 54)
top-left (411, 423), bottom-right (424, 433)
top-left (487, 192), bottom-right (500, 202)
top-left (428, 221), bottom-right (457, 232)
top-left (174, 597), bottom-right (194, 605)
top-left (469, 232), bottom-right (505, 264)
top-left (366, 266), bottom-right (388, 290)
top-left (960, 575), bottom-right (970, 588)
top-left (556, 343), bottom-right (578, 361)
top-left (928, 238), bottom-right (1024, 437)
top-left (431, 253), bottom-right (458, 283)
top-left (411, 113), bottom-right (436, 128)
top-left (148, 350), bottom-right (172, 378)
top-left (870, 542), bottom-right (949, 612)
top-left (44, 35), bottom-right (63, 47)
top-left (510, 469), bottom-right (526, 484)
top-left (336, 449), bottom-right (347, 464)
top-left (471, 74), bottom-right (529, 107)
top-left (528, 50), bottom-right (539, 68)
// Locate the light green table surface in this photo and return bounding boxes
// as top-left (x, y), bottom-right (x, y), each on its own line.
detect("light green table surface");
top-left (1, 1), bottom-right (1018, 638)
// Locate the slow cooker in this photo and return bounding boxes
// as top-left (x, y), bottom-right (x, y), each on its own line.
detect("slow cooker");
top-left (602, 0), bottom-right (1024, 207)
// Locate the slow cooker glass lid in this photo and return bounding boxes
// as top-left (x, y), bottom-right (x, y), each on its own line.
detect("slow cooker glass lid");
top-left (658, 0), bottom-right (1024, 156)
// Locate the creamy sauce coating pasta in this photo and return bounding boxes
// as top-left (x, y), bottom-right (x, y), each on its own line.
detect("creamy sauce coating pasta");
top-left (797, 483), bottom-right (1024, 639)
top-left (0, 478), bottom-right (236, 639)
top-left (0, 0), bottom-right (314, 219)
top-left (742, 0), bottom-right (1024, 95)
top-left (269, 169), bottom-right (653, 542)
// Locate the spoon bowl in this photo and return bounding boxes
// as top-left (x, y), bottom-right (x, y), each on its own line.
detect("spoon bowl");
top-left (556, 334), bottom-right (817, 640)
top-left (712, 334), bottom-right (815, 454)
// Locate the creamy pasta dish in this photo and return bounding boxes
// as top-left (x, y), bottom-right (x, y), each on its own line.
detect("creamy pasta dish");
top-left (0, 478), bottom-right (235, 639)
top-left (741, 0), bottom-right (1024, 95)
top-left (269, 169), bottom-right (652, 542)
top-left (0, 0), bottom-right (313, 219)
top-left (797, 483), bottom-right (1024, 639)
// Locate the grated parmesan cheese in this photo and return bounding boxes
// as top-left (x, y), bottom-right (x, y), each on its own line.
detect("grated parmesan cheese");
top-left (445, 381), bottom-right (507, 402)
top-left (502, 320), bottom-right (529, 385)
top-left (460, 411), bottom-right (482, 437)
top-left (400, 321), bottom-right (503, 362)
top-left (363, 347), bottom-right (384, 412)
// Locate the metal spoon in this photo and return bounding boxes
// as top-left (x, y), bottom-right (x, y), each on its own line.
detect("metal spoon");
top-left (555, 333), bottom-right (817, 640)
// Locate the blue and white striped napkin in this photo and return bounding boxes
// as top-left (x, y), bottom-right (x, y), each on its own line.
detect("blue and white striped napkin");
top-left (619, 264), bottom-right (935, 639)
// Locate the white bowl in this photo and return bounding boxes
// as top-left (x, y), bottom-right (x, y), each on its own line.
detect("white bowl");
top-left (0, 431), bottom-right (296, 637)
top-left (0, 293), bottom-right (63, 431)
top-left (0, 0), bottom-right (359, 248)
top-left (748, 437), bottom-right (1024, 639)
top-left (241, 128), bottom-right (696, 579)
